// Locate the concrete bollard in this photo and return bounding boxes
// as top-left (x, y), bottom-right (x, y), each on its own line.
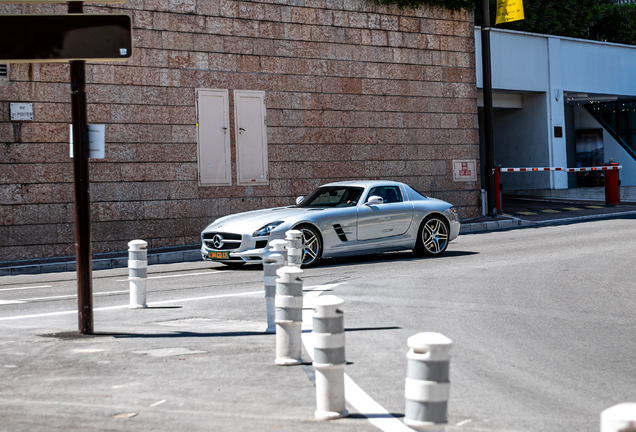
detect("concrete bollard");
top-left (312, 295), bottom-right (348, 420)
top-left (269, 239), bottom-right (288, 265)
top-left (128, 239), bottom-right (148, 309)
top-left (601, 403), bottom-right (636, 432)
top-left (263, 246), bottom-right (285, 333)
top-left (404, 332), bottom-right (452, 430)
top-left (274, 266), bottom-right (304, 365)
top-left (285, 230), bottom-right (303, 267)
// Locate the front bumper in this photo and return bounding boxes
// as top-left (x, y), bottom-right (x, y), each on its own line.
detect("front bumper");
top-left (200, 232), bottom-right (285, 264)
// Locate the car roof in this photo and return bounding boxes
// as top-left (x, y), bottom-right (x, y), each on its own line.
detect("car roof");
top-left (320, 180), bottom-right (405, 189)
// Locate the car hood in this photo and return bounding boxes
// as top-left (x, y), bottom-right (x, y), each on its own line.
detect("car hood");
top-left (203, 207), bottom-right (323, 232)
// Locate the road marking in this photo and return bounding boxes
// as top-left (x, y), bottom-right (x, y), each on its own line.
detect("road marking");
top-left (301, 284), bottom-right (412, 432)
top-left (116, 271), bottom-right (228, 282)
top-left (563, 207), bottom-right (582, 211)
top-left (150, 399), bottom-right (167, 407)
top-left (2, 290), bottom-right (130, 304)
top-left (0, 290), bottom-right (264, 321)
top-left (540, 209), bottom-right (562, 213)
top-left (516, 211), bottom-right (537, 215)
top-left (457, 419), bottom-right (473, 426)
top-left (0, 285), bottom-right (52, 292)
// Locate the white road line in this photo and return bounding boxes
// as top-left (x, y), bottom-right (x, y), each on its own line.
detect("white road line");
top-left (116, 271), bottom-right (228, 282)
top-left (0, 300), bottom-right (26, 305)
top-left (301, 285), bottom-right (412, 432)
top-left (0, 290), bottom-right (264, 321)
top-left (9, 290), bottom-right (130, 302)
top-left (0, 285), bottom-right (52, 292)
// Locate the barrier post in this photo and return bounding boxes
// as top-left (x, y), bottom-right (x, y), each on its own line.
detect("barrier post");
top-left (605, 162), bottom-right (620, 206)
top-left (263, 245), bottom-right (285, 333)
top-left (601, 403), bottom-right (636, 432)
top-left (269, 239), bottom-right (288, 265)
top-left (128, 240), bottom-right (148, 309)
top-left (495, 166), bottom-right (502, 215)
top-left (275, 266), bottom-right (303, 365)
top-left (404, 332), bottom-right (452, 430)
top-left (285, 230), bottom-right (303, 267)
top-left (312, 295), bottom-right (348, 420)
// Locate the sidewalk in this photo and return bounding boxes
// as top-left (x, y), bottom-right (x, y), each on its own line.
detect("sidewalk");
top-left (460, 195), bottom-right (636, 233)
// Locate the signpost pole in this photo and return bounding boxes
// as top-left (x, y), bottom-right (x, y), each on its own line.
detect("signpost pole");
top-left (481, 0), bottom-right (497, 218)
top-left (69, 1), bottom-right (94, 334)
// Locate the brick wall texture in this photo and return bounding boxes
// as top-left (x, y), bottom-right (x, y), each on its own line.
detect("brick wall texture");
top-left (0, 0), bottom-right (480, 263)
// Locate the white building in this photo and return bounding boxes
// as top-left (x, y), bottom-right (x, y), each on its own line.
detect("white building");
top-left (475, 28), bottom-right (636, 191)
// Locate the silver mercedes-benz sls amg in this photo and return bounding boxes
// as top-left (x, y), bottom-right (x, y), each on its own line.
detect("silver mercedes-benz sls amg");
top-left (200, 180), bottom-right (460, 268)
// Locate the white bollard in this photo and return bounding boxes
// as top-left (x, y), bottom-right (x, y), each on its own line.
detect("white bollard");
top-left (285, 230), bottom-right (303, 267)
top-left (128, 239), bottom-right (148, 309)
top-left (312, 295), bottom-right (348, 420)
top-left (404, 332), bottom-right (452, 430)
top-left (601, 403), bottom-right (636, 432)
top-left (274, 266), bottom-right (303, 365)
top-left (269, 239), bottom-right (288, 265)
top-left (263, 246), bottom-right (285, 333)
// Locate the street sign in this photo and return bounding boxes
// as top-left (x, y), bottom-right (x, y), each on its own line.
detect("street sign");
top-left (0, 14), bottom-right (132, 62)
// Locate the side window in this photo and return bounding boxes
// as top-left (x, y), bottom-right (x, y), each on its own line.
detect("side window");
top-left (196, 89), bottom-right (231, 186)
top-left (234, 90), bottom-right (268, 186)
top-left (367, 186), bottom-right (403, 203)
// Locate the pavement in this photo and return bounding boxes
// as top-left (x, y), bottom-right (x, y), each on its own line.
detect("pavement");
top-left (460, 195), bottom-right (636, 233)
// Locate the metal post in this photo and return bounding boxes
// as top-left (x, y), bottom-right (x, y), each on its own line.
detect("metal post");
top-left (263, 242), bottom-right (285, 333)
top-left (601, 403), bottom-right (636, 432)
top-left (275, 266), bottom-right (303, 365)
top-left (481, 0), bottom-right (497, 218)
top-left (404, 332), bottom-right (452, 430)
top-left (69, 1), bottom-right (93, 334)
top-left (312, 295), bottom-right (348, 420)
top-left (128, 240), bottom-right (148, 309)
top-left (285, 230), bottom-right (303, 267)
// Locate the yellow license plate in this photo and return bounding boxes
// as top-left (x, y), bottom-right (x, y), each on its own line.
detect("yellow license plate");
top-left (208, 251), bottom-right (229, 260)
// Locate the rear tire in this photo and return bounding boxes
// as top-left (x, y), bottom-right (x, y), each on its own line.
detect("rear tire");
top-left (414, 215), bottom-right (450, 257)
top-left (296, 225), bottom-right (323, 268)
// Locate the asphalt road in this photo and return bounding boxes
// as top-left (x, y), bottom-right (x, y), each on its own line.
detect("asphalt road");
top-left (0, 214), bottom-right (634, 431)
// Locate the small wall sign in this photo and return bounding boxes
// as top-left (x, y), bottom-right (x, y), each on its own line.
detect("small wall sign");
top-left (10, 103), bottom-right (33, 121)
top-left (453, 160), bottom-right (477, 182)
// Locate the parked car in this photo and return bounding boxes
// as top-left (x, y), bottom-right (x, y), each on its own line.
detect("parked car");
top-left (201, 180), bottom-right (460, 268)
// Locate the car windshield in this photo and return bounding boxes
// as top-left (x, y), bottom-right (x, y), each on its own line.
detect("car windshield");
top-left (297, 186), bottom-right (364, 208)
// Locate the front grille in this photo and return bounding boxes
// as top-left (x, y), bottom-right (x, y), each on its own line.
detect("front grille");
top-left (203, 232), bottom-right (242, 250)
top-left (255, 240), bottom-right (268, 249)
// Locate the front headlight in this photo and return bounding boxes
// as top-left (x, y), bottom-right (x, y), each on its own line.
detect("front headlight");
top-left (253, 221), bottom-right (284, 237)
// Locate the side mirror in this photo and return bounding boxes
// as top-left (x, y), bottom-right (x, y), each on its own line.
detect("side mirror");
top-left (296, 196), bottom-right (304, 205)
top-left (366, 195), bottom-right (384, 206)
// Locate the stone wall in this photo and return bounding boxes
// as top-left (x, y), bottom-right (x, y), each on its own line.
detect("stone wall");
top-left (0, 0), bottom-right (480, 263)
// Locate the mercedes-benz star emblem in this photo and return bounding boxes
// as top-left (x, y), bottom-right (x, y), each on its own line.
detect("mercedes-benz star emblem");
top-left (212, 234), bottom-right (224, 249)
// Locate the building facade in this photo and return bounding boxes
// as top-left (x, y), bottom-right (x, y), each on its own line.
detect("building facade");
top-left (0, 0), bottom-right (480, 263)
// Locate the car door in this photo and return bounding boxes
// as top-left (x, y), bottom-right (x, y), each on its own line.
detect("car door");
top-left (356, 185), bottom-right (414, 241)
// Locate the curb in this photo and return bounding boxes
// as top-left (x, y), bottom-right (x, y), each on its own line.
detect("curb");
top-left (461, 209), bottom-right (636, 234)
top-left (0, 249), bottom-right (202, 277)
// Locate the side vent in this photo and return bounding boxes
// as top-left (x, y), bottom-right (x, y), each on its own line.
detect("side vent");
top-left (0, 64), bottom-right (8, 79)
top-left (333, 224), bottom-right (349, 242)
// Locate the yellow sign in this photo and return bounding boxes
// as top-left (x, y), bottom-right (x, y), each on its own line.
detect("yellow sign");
top-left (496, 0), bottom-right (524, 24)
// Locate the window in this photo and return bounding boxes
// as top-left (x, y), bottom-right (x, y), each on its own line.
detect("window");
top-left (234, 90), bottom-right (268, 186)
top-left (196, 89), bottom-right (231, 186)
top-left (0, 64), bottom-right (8, 79)
top-left (367, 186), bottom-right (403, 203)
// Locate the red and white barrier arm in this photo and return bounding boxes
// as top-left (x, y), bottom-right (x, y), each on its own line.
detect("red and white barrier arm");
top-left (500, 166), bottom-right (622, 172)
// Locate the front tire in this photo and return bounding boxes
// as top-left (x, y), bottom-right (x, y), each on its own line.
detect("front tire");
top-left (296, 225), bottom-right (323, 268)
top-left (414, 215), bottom-right (450, 257)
